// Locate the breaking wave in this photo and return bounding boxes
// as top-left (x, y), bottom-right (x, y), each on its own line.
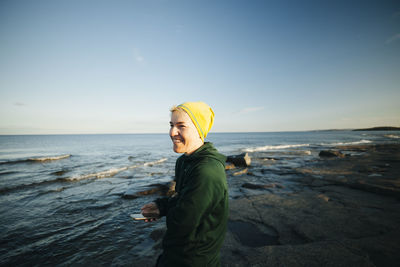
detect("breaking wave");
top-left (242, 139), bottom-right (373, 153)
top-left (29, 154), bottom-right (71, 162)
top-left (322, 139), bottom-right (372, 146)
top-left (66, 158), bottom-right (168, 181)
top-left (384, 134), bottom-right (400, 139)
top-left (0, 154), bottom-right (71, 165)
top-left (0, 158), bottom-right (168, 194)
top-left (243, 144), bottom-right (310, 152)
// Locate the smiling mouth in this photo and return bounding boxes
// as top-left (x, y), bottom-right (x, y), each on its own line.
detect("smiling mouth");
top-left (172, 139), bottom-right (183, 143)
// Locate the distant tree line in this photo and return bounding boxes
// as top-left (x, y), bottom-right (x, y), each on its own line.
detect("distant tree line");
top-left (353, 126), bottom-right (400, 131)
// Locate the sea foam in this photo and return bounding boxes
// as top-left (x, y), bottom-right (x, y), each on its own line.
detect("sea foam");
top-left (322, 139), bottom-right (372, 146)
top-left (384, 134), bottom-right (400, 139)
top-left (66, 158), bottom-right (167, 181)
top-left (0, 154), bottom-right (71, 165)
top-left (28, 154), bottom-right (71, 162)
top-left (243, 144), bottom-right (310, 152)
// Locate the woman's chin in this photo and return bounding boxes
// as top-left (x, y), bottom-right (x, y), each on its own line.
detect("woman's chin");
top-left (173, 144), bottom-right (185, 153)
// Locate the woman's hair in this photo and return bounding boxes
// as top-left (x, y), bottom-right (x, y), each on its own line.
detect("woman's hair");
top-left (170, 105), bottom-right (184, 113)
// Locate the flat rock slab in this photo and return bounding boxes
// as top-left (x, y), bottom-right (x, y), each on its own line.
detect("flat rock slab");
top-left (228, 220), bottom-right (279, 247)
top-left (221, 186), bottom-right (400, 266)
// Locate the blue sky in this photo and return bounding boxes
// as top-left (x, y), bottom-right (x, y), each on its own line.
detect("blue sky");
top-left (0, 0), bottom-right (399, 134)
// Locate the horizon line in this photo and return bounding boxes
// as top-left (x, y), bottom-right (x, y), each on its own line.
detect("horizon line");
top-left (1, 126), bottom-right (399, 136)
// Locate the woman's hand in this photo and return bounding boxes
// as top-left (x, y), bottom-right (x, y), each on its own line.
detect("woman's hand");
top-left (140, 202), bottom-right (160, 222)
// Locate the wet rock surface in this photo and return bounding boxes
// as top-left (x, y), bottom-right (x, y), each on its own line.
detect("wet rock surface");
top-left (319, 150), bottom-right (346, 158)
top-left (220, 144), bottom-right (400, 266)
top-left (123, 181), bottom-right (175, 199)
top-left (241, 182), bottom-right (283, 190)
top-left (228, 220), bottom-right (279, 247)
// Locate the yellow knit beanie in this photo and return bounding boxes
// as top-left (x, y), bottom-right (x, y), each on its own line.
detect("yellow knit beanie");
top-left (177, 101), bottom-right (215, 142)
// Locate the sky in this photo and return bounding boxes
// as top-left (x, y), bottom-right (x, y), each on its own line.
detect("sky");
top-left (0, 0), bottom-right (399, 134)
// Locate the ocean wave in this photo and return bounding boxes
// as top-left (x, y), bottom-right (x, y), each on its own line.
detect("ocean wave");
top-left (0, 158), bottom-right (168, 194)
top-left (28, 154), bottom-right (71, 162)
top-left (66, 158), bottom-right (168, 181)
top-left (0, 177), bottom-right (67, 194)
top-left (322, 140), bottom-right (372, 146)
top-left (384, 134), bottom-right (400, 139)
top-left (243, 144), bottom-right (309, 153)
top-left (0, 154), bottom-right (71, 165)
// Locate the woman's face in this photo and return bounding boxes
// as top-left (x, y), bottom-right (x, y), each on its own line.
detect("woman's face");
top-left (169, 110), bottom-right (203, 154)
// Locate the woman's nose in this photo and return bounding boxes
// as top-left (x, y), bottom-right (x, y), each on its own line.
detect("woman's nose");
top-left (170, 126), bottom-right (178, 136)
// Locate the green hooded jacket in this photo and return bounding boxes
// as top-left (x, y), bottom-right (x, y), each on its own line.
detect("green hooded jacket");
top-left (155, 142), bottom-right (228, 267)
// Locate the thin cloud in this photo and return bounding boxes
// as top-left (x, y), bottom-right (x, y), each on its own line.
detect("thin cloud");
top-left (135, 55), bottom-right (144, 63)
top-left (237, 106), bottom-right (265, 115)
top-left (133, 48), bottom-right (145, 63)
top-left (385, 33), bottom-right (400, 44)
top-left (14, 102), bottom-right (26, 106)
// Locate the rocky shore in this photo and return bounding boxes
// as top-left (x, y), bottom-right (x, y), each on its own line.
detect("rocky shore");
top-left (137, 143), bottom-right (400, 266)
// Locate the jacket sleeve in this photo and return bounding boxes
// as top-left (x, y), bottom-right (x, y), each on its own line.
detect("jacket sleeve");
top-left (154, 197), bottom-right (169, 217)
top-left (165, 160), bottom-right (225, 239)
top-left (155, 194), bottom-right (179, 217)
top-left (154, 157), bottom-right (181, 217)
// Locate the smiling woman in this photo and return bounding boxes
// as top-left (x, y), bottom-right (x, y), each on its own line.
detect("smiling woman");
top-left (169, 106), bottom-right (204, 155)
top-left (141, 101), bottom-right (229, 267)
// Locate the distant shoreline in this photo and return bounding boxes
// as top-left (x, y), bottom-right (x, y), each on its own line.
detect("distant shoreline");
top-left (353, 126), bottom-right (400, 131)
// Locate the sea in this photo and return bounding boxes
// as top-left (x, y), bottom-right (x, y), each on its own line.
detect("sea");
top-left (1, 131), bottom-right (399, 266)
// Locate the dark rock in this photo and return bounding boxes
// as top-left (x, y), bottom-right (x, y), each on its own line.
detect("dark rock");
top-left (227, 153), bottom-right (251, 167)
top-left (123, 181), bottom-right (176, 199)
top-left (51, 170), bottom-right (69, 176)
top-left (223, 187), bottom-right (400, 266)
top-left (242, 183), bottom-right (283, 190)
top-left (319, 150), bottom-right (345, 158)
top-left (346, 180), bottom-right (400, 199)
top-left (122, 193), bottom-right (138, 199)
top-left (228, 220), bottom-right (279, 247)
top-left (136, 184), bottom-right (168, 196)
top-left (225, 162), bottom-right (236, 170)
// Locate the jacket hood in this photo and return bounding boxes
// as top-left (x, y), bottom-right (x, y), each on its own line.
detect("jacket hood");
top-left (184, 142), bottom-right (226, 165)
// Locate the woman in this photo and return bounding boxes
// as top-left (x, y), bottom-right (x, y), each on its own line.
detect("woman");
top-left (141, 101), bottom-right (228, 267)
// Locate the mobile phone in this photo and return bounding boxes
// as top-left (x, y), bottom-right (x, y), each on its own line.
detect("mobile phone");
top-left (130, 213), bottom-right (155, 220)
